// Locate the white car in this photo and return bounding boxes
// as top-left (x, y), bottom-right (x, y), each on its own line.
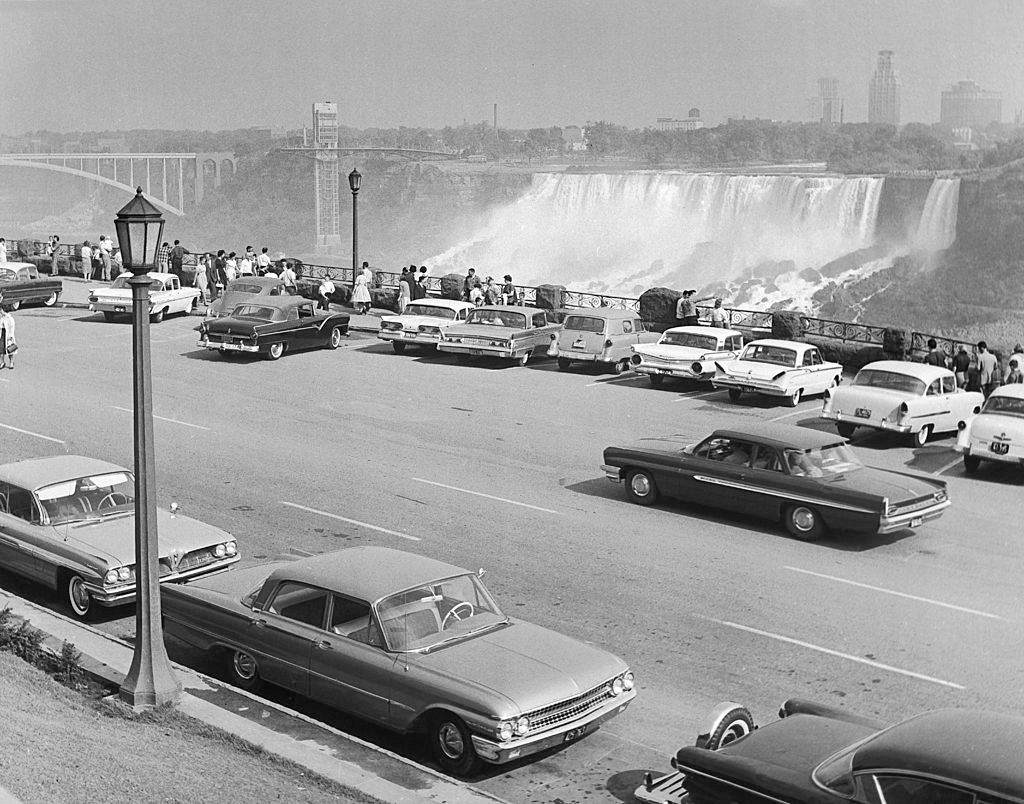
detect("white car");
top-left (630, 326), bottom-right (744, 387)
top-left (822, 360), bottom-right (984, 447)
top-left (89, 272), bottom-right (200, 322)
top-left (378, 298), bottom-right (475, 353)
top-left (955, 384), bottom-right (1024, 472)
top-left (713, 339), bottom-right (843, 407)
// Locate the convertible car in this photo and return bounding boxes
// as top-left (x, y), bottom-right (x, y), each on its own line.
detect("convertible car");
top-left (0, 455), bottom-right (238, 619)
top-left (0, 262), bottom-right (62, 309)
top-left (206, 276), bottom-right (288, 318)
top-left (630, 325), bottom-right (744, 387)
top-left (89, 271), bottom-right (200, 322)
top-left (378, 298), bottom-right (475, 353)
top-left (161, 546), bottom-right (636, 776)
top-left (637, 699), bottom-right (1024, 804)
top-left (713, 339), bottom-right (843, 407)
top-left (602, 423), bottom-right (949, 540)
top-left (437, 305), bottom-right (562, 366)
top-left (197, 297), bottom-right (350, 360)
top-left (955, 384), bottom-right (1024, 473)
top-left (822, 361), bottom-right (984, 446)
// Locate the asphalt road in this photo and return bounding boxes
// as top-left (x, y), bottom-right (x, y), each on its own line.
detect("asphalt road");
top-left (3, 305), bottom-right (1023, 804)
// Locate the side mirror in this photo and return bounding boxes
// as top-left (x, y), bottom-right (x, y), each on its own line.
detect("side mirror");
top-left (477, 568), bottom-right (486, 579)
top-left (169, 502), bottom-right (179, 516)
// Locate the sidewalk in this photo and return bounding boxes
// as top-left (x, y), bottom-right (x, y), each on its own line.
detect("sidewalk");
top-left (0, 587), bottom-right (506, 804)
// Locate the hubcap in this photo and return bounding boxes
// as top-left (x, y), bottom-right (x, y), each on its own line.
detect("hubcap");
top-left (233, 652), bottom-right (256, 680)
top-left (792, 507), bottom-right (815, 531)
top-left (720, 722), bottom-right (750, 746)
top-left (438, 722), bottom-right (465, 759)
top-left (69, 578), bottom-right (89, 613)
top-left (630, 474), bottom-right (651, 497)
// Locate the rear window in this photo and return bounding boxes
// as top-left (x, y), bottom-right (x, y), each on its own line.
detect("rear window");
top-left (564, 316), bottom-right (605, 333)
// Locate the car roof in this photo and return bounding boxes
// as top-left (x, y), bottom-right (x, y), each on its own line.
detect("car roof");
top-left (0, 455), bottom-right (128, 492)
top-left (852, 709), bottom-right (1024, 798)
top-left (237, 295), bottom-right (315, 310)
top-left (405, 298), bottom-right (474, 311)
top-left (858, 360), bottom-right (951, 380)
top-left (1, 262), bottom-right (35, 272)
top-left (663, 325), bottom-right (743, 337)
top-left (226, 277), bottom-right (283, 290)
top-left (270, 546), bottom-right (471, 603)
top-left (745, 338), bottom-right (811, 351)
top-left (709, 423), bottom-right (845, 450)
top-left (990, 384), bottom-right (1024, 400)
top-left (564, 308), bottom-right (638, 321)
top-left (475, 305), bottom-right (538, 315)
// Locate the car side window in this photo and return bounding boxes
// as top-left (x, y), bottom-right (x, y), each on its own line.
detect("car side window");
top-left (268, 582), bottom-right (329, 628)
top-left (329, 594), bottom-right (384, 646)
top-left (695, 437), bottom-right (751, 467)
top-left (622, 320), bottom-right (634, 334)
top-left (532, 312), bottom-right (547, 328)
top-left (269, 286), bottom-right (282, 296)
top-left (803, 349), bottom-right (822, 366)
top-left (927, 379), bottom-right (942, 396)
top-left (287, 307), bottom-right (300, 321)
top-left (298, 304), bottom-right (315, 318)
top-left (750, 447), bottom-right (782, 472)
top-left (863, 774), bottom-right (975, 804)
top-left (941, 375), bottom-right (956, 393)
top-left (634, 319), bottom-right (645, 332)
top-left (730, 335), bottom-right (743, 351)
top-left (0, 482), bottom-right (42, 524)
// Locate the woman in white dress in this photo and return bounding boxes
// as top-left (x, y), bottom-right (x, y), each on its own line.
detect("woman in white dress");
top-left (351, 263), bottom-right (372, 315)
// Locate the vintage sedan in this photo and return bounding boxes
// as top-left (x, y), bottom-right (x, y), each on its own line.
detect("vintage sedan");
top-left (551, 309), bottom-right (658, 374)
top-left (197, 297), bottom-right (350, 360)
top-left (602, 423), bottom-right (949, 540)
top-left (713, 339), bottom-right (842, 407)
top-left (206, 276), bottom-right (288, 318)
top-left (630, 326), bottom-right (744, 387)
top-left (0, 262), bottom-right (62, 309)
top-left (0, 455), bottom-right (238, 619)
top-left (160, 546), bottom-right (636, 776)
top-left (955, 384), bottom-right (1024, 473)
top-left (89, 271), bottom-right (200, 322)
top-left (437, 305), bottom-right (562, 366)
top-left (638, 698), bottom-right (1024, 804)
top-left (378, 298), bottom-right (475, 353)
top-left (822, 360), bottom-right (984, 447)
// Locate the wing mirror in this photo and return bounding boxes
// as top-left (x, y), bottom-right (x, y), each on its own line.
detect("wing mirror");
top-left (169, 501), bottom-right (179, 517)
top-left (477, 568), bottom-right (487, 579)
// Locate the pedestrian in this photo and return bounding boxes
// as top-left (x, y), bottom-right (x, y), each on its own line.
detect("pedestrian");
top-left (238, 250), bottom-right (254, 276)
top-left (397, 267), bottom-right (412, 313)
top-left (483, 276), bottom-right (499, 305)
top-left (194, 254), bottom-right (209, 304)
top-left (462, 267), bottom-right (477, 301)
top-left (709, 298), bottom-right (727, 328)
top-left (280, 260), bottom-right (297, 294)
top-left (205, 253), bottom-right (219, 302)
top-left (211, 250), bottom-right (228, 301)
top-left (415, 266), bottom-right (429, 300)
top-left (0, 295), bottom-right (16, 370)
top-left (318, 276), bottom-right (335, 311)
top-left (952, 344), bottom-right (971, 389)
top-left (80, 241), bottom-right (93, 281)
top-left (97, 235), bottom-right (113, 281)
top-left (500, 274), bottom-right (519, 305)
top-left (469, 280), bottom-right (484, 306)
top-left (676, 289), bottom-right (698, 326)
top-left (351, 262), bottom-right (372, 314)
top-left (46, 235), bottom-right (61, 275)
top-left (157, 241), bottom-right (171, 273)
top-left (924, 338), bottom-right (948, 368)
top-left (0, 238), bottom-right (6, 263)
top-left (256, 247), bottom-right (272, 276)
top-left (976, 341), bottom-right (999, 398)
top-left (225, 252), bottom-right (238, 282)
top-left (1006, 358), bottom-right (1024, 385)
top-left (1005, 344), bottom-right (1024, 383)
top-left (169, 240), bottom-right (189, 279)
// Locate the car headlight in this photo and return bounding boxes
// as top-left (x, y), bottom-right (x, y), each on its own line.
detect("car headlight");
top-left (117, 566), bottom-right (131, 581)
top-left (104, 569), bottom-right (118, 584)
top-left (515, 716), bottom-right (530, 736)
top-left (225, 540), bottom-right (237, 555)
top-left (497, 721), bottom-right (514, 742)
top-left (622, 671), bottom-right (634, 691)
top-left (610, 677), bottom-right (624, 696)
top-left (214, 543), bottom-right (226, 557)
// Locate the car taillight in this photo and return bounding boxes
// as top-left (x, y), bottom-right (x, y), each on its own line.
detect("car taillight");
top-left (631, 354), bottom-right (642, 365)
top-left (605, 339), bottom-right (614, 348)
top-left (691, 361), bottom-right (703, 374)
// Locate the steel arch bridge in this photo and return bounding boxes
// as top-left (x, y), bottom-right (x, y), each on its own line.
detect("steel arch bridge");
top-left (277, 146), bottom-right (464, 161)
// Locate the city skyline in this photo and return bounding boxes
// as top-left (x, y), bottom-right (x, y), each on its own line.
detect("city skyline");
top-left (1, 0), bottom-right (1023, 136)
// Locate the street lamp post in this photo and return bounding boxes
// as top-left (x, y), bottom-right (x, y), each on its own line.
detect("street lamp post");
top-left (348, 167), bottom-right (361, 284)
top-left (115, 187), bottom-right (182, 709)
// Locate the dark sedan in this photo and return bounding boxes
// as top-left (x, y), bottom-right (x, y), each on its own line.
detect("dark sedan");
top-left (602, 423), bottom-right (948, 540)
top-left (196, 296), bottom-right (350, 360)
top-left (640, 698), bottom-right (1024, 803)
top-left (0, 262), bottom-right (62, 309)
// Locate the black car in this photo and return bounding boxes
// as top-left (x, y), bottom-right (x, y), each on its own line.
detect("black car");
top-left (601, 423), bottom-right (948, 540)
top-left (637, 698), bottom-right (1024, 804)
top-left (0, 262), bottom-right (62, 309)
top-left (196, 296), bottom-right (350, 360)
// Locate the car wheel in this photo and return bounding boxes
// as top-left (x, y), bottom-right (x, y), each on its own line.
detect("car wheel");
top-left (649, 374), bottom-right (664, 388)
top-left (44, 292), bottom-right (58, 307)
top-left (836, 422), bottom-right (856, 439)
top-left (787, 388), bottom-right (802, 407)
top-left (392, 341), bottom-right (407, 355)
top-left (514, 350), bottom-right (531, 367)
top-left (727, 388), bottom-right (741, 402)
top-left (705, 706), bottom-right (754, 750)
top-left (228, 649), bottom-right (261, 692)
top-left (9, 300), bottom-right (20, 311)
top-left (102, 311), bottom-right (116, 322)
top-left (328, 326), bottom-right (344, 349)
top-left (150, 308), bottom-right (165, 323)
top-left (188, 298), bottom-right (198, 315)
top-left (912, 425), bottom-right (932, 448)
top-left (557, 357), bottom-right (572, 371)
top-left (64, 573), bottom-right (92, 619)
top-left (625, 469), bottom-right (660, 506)
top-left (429, 713), bottom-right (479, 777)
top-left (266, 342), bottom-right (285, 361)
top-left (784, 504), bottom-right (825, 541)
top-left (963, 454), bottom-right (981, 473)
top-left (612, 359), bottom-right (627, 375)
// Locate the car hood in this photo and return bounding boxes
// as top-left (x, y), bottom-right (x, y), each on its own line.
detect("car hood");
top-left (414, 620), bottom-right (628, 714)
top-left (52, 509), bottom-right (232, 567)
top-left (382, 315), bottom-right (453, 329)
top-left (722, 360), bottom-right (792, 380)
top-left (831, 385), bottom-right (911, 411)
top-left (824, 466), bottom-right (941, 500)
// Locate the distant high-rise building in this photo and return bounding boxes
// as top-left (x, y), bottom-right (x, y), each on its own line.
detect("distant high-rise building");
top-left (940, 80), bottom-right (1001, 129)
top-left (815, 78), bottom-right (842, 124)
top-left (312, 102), bottom-right (340, 251)
top-left (868, 50), bottom-right (901, 126)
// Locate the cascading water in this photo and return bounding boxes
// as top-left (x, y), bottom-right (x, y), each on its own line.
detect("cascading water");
top-left (429, 172), bottom-right (884, 297)
top-left (914, 178), bottom-right (960, 251)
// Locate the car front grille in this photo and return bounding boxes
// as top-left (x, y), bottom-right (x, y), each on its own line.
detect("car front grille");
top-left (522, 680), bottom-right (616, 732)
top-left (159, 548), bottom-right (220, 576)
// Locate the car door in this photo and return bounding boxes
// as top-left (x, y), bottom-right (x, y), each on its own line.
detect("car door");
top-left (294, 302), bottom-right (323, 348)
top-left (0, 482), bottom-right (43, 578)
top-left (246, 581), bottom-right (327, 696)
top-left (308, 594), bottom-right (399, 726)
top-left (677, 436), bottom-right (758, 510)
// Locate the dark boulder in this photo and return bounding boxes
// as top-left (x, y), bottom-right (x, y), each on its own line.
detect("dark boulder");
top-left (535, 284), bottom-right (566, 310)
top-left (639, 287), bottom-right (683, 331)
top-left (439, 273), bottom-right (465, 300)
top-left (370, 286), bottom-right (399, 312)
top-left (771, 310), bottom-right (805, 340)
top-left (882, 327), bottom-right (912, 360)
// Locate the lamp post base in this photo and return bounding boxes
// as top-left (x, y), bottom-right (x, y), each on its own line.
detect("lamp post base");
top-left (119, 651), bottom-right (182, 710)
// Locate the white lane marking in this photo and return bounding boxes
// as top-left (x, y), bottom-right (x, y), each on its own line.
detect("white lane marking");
top-left (933, 456), bottom-right (962, 476)
top-left (768, 406), bottom-right (816, 422)
top-left (280, 502), bottom-right (421, 542)
top-left (0, 422), bottom-right (65, 444)
top-left (411, 477), bottom-right (562, 515)
top-left (110, 405), bottom-right (211, 431)
top-left (585, 376), bottom-right (642, 388)
top-left (710, 618), bottom-right (964, 689)
top-left (0, 376), bottom-right (8, 383)
top-left (784, 566), bottom-right (1005, 620)
top-left (674, 389), bottom-right (721, 401)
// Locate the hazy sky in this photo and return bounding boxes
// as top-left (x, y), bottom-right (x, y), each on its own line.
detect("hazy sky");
top-left (2, 0), bottom-right (1022, 135)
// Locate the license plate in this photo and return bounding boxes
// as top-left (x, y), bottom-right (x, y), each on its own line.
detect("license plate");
top-left (991, 442), bottom-right (1010, 455)
top-left (658, 368), bottom-right (671, 374)
top-left (470, 349), bottom-right (484, 356)
top-left (403, 332), bottom-right (416, 339)
top-left (563, 724), bottom-right (590, 743)
top-left (910, 517), bottom-right (923, 527)
top-left (572, 339), bottom-right (586, 350)
top-left (741, 385), bottom-right (756, 393)
top-left (114, 306), bottom-right (125, 312)
top-left (855, 408), bottom-right (871, 418)
top-left (220, 343), bottom-right (241, 351)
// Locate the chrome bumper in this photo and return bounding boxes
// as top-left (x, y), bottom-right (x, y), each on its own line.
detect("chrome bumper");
top-left (86, 557), bottom-right (240, 607)
top-left (601, 464), bottom-right (623, 481)
top-left (378, 331), bottom-right (441, 345)
top-left (712, 378), bottom-right (788, 396)
top-left (878, 500), bottom-right (949, 534)
top-left (634, 364), bottom-right (703, 379)
top-left (198, 339), bottom-right (259, 353)
top-left (438, 343), bottom-right (519, 359)
top-left (822, 411), bottom-right (911, 434)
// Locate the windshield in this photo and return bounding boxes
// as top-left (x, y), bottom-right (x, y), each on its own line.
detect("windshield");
top-left (852, 369), bottom-right (926, 395)
top-left (661, 332), bottom-right (719, 350)
top-left (230, 304), bottom-right (277, 320)
top-left (466, 309), bottom-right (527, 328)
top-left (784, 444), bottom-right (862, 477)
top-left (405, 303), bottom-right (456, 320)
top-left (564, 315), bottom-right (605, 333)
top-left (375, 574), bottom-right (505, 652)
top-left (110, 275), bottom-right (163, 291)
top-left (225, 282), bottom-right (265, 295)
top-left (36, 471), bottom-right (135, 525)
top-left (742, 344), bottom-right (796, 367)
top-left (982, 394), bottom-right (1024, 418)
top-left (0, 269), bottom-right (16, 281)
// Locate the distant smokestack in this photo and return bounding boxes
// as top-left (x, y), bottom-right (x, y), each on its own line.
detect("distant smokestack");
top-left (493, 103), bottom-right (497, 131)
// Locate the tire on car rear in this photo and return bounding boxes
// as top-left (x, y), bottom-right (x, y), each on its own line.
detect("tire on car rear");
top-left (705, 706), bottom-right (755, 750)
top-left (727, 388), bottom-right (741, 402)
top-left (392, 341), bottom-right (407, 354)
top-left (428, 712), bottom-right (479, 777)
top-left (266, 341), bottom-right (285, 361)
top-left (784, 504), bottom-right (825, 541)
top-left (328, 326), bottom-right (344, 349)
top-left (836, 422), bottom-right (856, 439)
top-left (625, 468), bottom-right (660, 506)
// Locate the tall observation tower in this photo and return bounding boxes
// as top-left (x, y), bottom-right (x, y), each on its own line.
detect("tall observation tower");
top-left (312, 102), bottom-right (341, 251)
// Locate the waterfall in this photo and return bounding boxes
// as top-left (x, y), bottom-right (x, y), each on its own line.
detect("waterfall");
top-left (428, 172), bottom-right (884, 297)
top-left (914, 178), bottom-right (960, 251)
